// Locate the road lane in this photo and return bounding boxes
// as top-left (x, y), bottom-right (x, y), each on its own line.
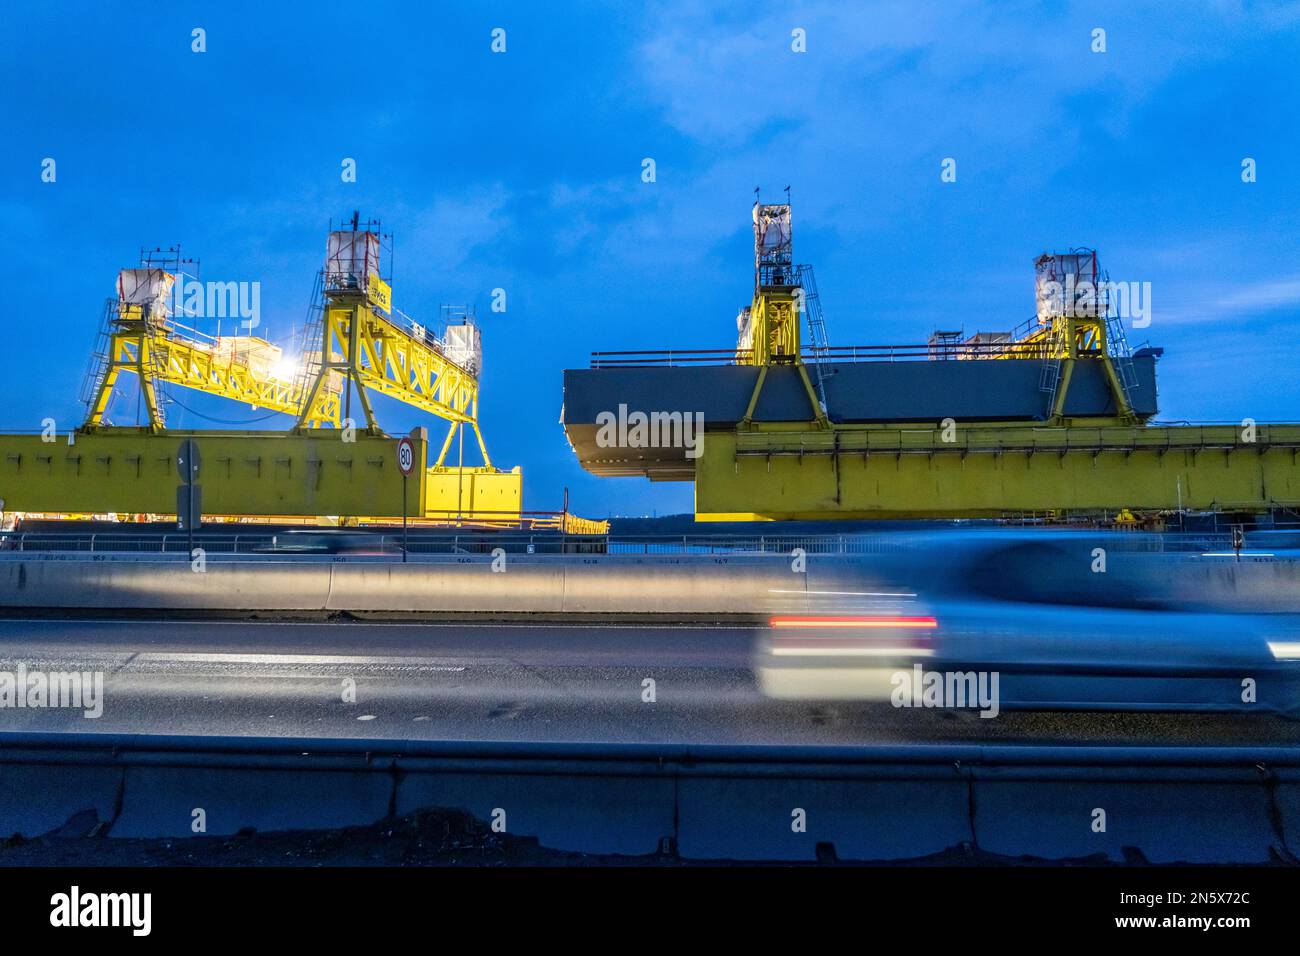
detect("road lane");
top-left (0, 617), bottom-right (1295, 746)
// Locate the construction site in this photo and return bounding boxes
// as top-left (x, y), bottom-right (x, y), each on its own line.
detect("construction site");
top-left (0, 215), bottom-right (605, 534)
top-left (0, 203), bottom-right (1296, 532)
top-left (562, 200), bottom-right (1300, 523)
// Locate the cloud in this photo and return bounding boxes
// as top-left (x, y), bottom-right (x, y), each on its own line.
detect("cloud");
top-left (1213, 276), bottom-right (1300, 312)
top-left (632, 1), bottom-right (1291, 174)
top-left (1160, 275), bottom-right (1300, 326)
top-left (395, 185), bottom-right (515, 275)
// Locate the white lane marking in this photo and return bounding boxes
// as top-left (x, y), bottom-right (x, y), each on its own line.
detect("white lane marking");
top-left (135, 652), bottom-right (467, 668)
top-left (771, 647), bottom-right (935, 657)
top-left (767, 590), bottom-right (918, 597)
top-left (0, 618), bottom-right (753, 630)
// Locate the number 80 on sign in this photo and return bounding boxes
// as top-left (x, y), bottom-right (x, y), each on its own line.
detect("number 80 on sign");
top-left (396, 437), bottom-right (415, 477)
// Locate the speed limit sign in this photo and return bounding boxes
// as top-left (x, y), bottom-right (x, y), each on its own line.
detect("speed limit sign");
top-left (396, 437), bottom-right (415, 476)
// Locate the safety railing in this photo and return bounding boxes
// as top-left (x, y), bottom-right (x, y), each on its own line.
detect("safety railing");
top-left (589, 341), bottom-right (1062, 368)
top-left (0, 531), bottom-right (897, 556)
top-left (732, 422), bottom-right (1300, 457)
top-left (589, 348), bottom-right (752, 368)
top-left (2, 529), bottom-right (1294, 557)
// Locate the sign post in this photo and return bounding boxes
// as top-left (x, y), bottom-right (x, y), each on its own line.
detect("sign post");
top-left (396, 436), bottom-right (415, 563)
top-left (176, 439), bottom-right (202, 557)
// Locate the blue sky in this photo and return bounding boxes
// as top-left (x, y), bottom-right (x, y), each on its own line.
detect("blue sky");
top-left (3, 1), bottom-right (1299, 518)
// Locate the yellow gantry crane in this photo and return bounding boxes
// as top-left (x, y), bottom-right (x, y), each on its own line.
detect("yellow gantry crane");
top-left (566, 198), bottom-right (1300, 521)
top-left (290, 224), bottom-right (494, 471)
top-left (1022, 250), bottom-right (1139, 423)
top-left (82, 266), bottom-right (328, 430)
top-left (736, 202), bottom-right (829, 429)
top-left (83, 223), bottom-right (490, 453)
top-left (0, 217), bottom-right (526, 524)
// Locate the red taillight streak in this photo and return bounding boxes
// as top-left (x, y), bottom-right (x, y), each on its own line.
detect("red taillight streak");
top-left (769, 616), bottom-right (938, 629)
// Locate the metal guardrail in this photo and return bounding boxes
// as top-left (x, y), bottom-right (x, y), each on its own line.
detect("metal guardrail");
top-left (0, 531), bottom-right (911, 556)
top-left (2, 731), bottom-right (1297, 862)
top-left (588, 343), bottom-right (1066, 368)
top-left (5, 730), bottom-right (1299, 768)
top-left (1, 529), bottom-right (1296, 556)
top-left (733, 423), bottom-right (1300, 456)
top-left (0, 533), bottom-right (277, 554)
top-left (590, 348), bottom-right (750, 368)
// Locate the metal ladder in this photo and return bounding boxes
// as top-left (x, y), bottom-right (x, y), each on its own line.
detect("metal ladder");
top-left (290, 270), bottom-right (327, 420)
top-left (1106, 312), bottom-right (1139, 409)
top-left (79, 298), bottom-right (173, 427)
top-left (1037, 317), bottom-right (1067, 417)
top-left (78, 299), bottom-right (117, 419)
top-left (796, 263), bottom-right (830, 415)
top-left (143, 305), bottom-right (173, 427)
top-left (1039, 356), bottom-right (1063, 416)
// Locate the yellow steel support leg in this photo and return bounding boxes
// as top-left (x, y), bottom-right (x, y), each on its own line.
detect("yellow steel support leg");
top-left (471, 422), bottom-right (493, 470)
top-left (294, 369), bottom-right (332, 431)
top-left (1050, 359), bottom-right (1075, 420)
top-left (343, 304), bottom-right (378, 434)
top-left (434, 421), bottom-right (459, 468)
top-left (136, 334), bottom-right (165, 431)
top-left (84, 332), bottom-right (164, 431)
top-left (739, 366), bottom-right (769, 429)
top-left (83, 337), bottom-right (127, 429)
top-left (1100, 355), bottom-right (1137, 423)
top-left (796, 364), bottom-right (829, 428)
top-left (351, 377), bottom-right (380, 435)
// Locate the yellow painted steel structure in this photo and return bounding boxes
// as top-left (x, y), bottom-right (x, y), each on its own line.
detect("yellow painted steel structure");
top-left (745, 290), bottom-right (801, 366)
top-left (997, 302), bottom-right (1136, 423)
top-left (691, 281), bottom-right (1299, 519)
top-left (0, 430), bottom-right (428, 518)
top-left (293, 288), bottom-right (493, 470)
top-left (0, 429), bottom-right (524, 522)
top-left (5, 223), bottom-right (527, 523)
top-left (82, 304), bottom-right (336, 429)
top-left (696, 422), bottom-right (1300, 520)
top-left (81, 289), bottom-right (482, 445)
top-left (737, 203), bottom-right (827, 430)
top-left (737, 288), bottom-right (827, 430)
top-left (661, 203), bottom-right (1300, 521)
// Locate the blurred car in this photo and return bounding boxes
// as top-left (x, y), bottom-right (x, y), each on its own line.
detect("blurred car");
top-left (753, 532), bottom-right (1300, 715)
top-left (264, 530), bottom-right (401, 555)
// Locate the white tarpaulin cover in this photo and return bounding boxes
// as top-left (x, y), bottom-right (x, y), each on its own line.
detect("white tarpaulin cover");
top-left (1035, 251), bottom-right (1101, 323)
top-left (116, 269), bottom-right (176, 317)
top-left (753, 204), bottom-right (792, 253)
top-left (443, 323), bottom-right (482, 376)
top-left (212, 337), bottom-right (283, 379)
top-left (325, 231), bottom-right (379, 288)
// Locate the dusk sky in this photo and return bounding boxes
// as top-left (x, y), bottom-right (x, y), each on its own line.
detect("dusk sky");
top-left (5, 2), bottom-right (1299, 518)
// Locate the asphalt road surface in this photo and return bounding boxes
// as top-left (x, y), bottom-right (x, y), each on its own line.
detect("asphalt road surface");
top-left (0, 617), bottom-right (1295, 747)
